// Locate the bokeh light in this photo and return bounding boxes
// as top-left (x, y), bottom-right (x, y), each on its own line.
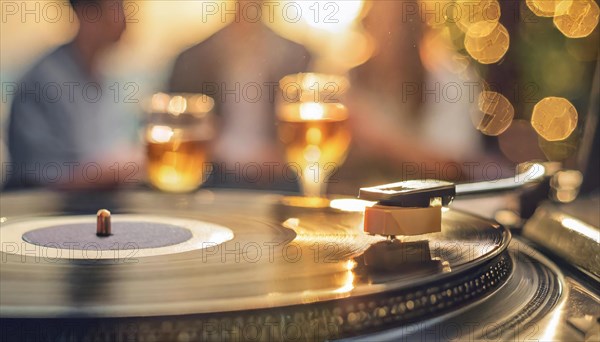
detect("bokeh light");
top-left (300, 0), bottom-right (365, 33)
top-left (531, 97), bottom-right (578, 142)
top-left (526, 0), bottom-right (559, 17)
top-left (472, 91), bottom-right (515, 136)
top-left (464, 23), bottom-right (510, 64)
top-left (455, 0), bottom-right (501, 38)
top-left (553, 0), bottom-right (600, 38)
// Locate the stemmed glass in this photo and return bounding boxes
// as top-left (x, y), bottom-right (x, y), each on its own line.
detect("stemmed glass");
top-left (277, 73), bottom-right (352, 205)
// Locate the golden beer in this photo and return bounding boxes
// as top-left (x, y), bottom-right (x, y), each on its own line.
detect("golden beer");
top-left (145, 93), bottom-right (215, 193)
top-left (277, 101), bottom-right (351, 198)
top-left (277, 73), bottom-right (352, 199)
top-left (146, 129), bottom-right (209, 192)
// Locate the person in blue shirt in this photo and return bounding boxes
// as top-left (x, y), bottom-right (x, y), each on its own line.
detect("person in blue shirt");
top-left (7, 0), bottom-right (142, 189)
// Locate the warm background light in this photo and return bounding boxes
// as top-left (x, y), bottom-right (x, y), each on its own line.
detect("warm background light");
top-left (265, 0), bottom-right (373, 74)
top-left (526, 0), bottom-right (559, 17)
top-left (473, 91), bottom-right (515, 136)
top-left (464, 23), bottom-right (510, 64)
top-left (553, 0), bottom-right (599, 38)
top-left (0, 0), bottom-right (230, 82)
top-left (455, 0), bottom-right (501, 38)
top-left (531, 97), bottom-right (578, 142)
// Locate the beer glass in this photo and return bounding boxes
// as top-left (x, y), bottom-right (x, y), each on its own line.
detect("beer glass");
top-left (145, 93), bottom-right (215, 193)
top-left (277, 73), bottom-right (352, 203)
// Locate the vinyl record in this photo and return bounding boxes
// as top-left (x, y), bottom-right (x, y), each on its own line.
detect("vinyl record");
top-left (2, 190), bottom-right (551, 341)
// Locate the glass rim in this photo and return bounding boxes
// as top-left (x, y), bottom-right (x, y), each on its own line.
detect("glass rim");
top-left (146, 92), bottom-right (215, 116)
top-left (278, 73), bottom-right (351, 93)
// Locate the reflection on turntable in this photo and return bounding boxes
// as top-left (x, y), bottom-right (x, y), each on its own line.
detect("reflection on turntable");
top-left (0, 190), bottom-right (581, 341)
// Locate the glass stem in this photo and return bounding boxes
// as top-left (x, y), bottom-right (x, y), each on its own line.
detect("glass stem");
top-left (302, 165), bottom-right (325, 198)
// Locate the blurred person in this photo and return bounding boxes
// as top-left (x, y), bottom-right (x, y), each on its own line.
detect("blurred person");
top-left (6, 0), bottom-right (141, 189)
top-left (330, 1), bottom-right (489, 194)
top-left (168, 0), bottom-right (310, 190)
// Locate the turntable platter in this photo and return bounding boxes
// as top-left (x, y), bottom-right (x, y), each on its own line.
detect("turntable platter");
top-left (1, 190), bottom-right (553, 341)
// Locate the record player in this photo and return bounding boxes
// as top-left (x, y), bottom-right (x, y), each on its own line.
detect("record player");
top-left (2, 1), bottom-right (600, 341)
top-left (1, 162), bottom-right (598, 341)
